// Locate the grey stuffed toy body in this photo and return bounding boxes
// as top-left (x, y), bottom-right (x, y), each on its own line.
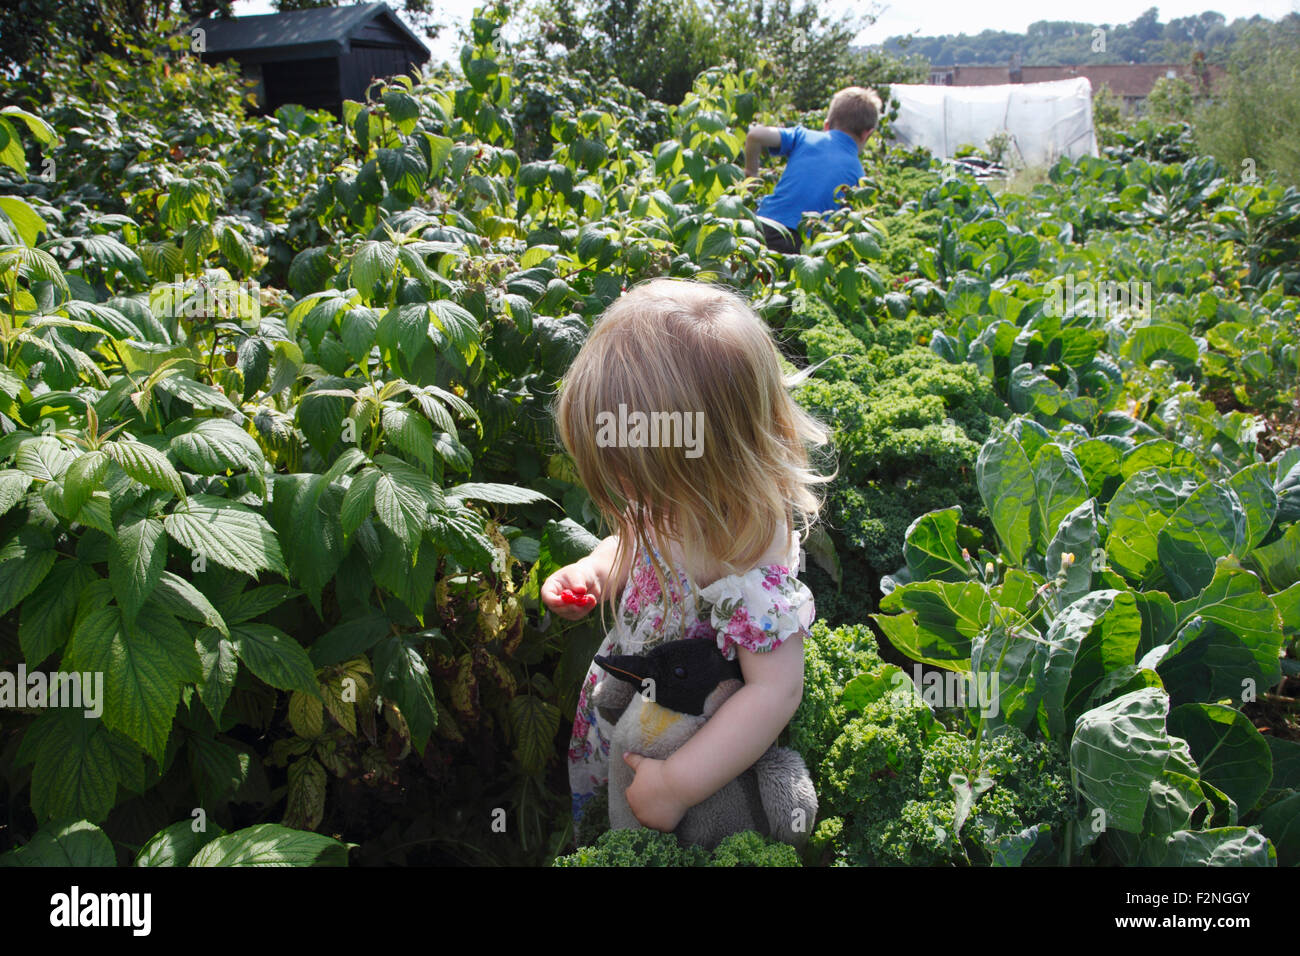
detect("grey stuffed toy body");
top-left (592, 638), bottom-right (817, 851)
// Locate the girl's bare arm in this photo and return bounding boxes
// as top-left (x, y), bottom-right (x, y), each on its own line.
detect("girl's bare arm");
top-left (660, 633), bottom-right (804, 807)
top-left (541, 533), bottom-right (629, 619)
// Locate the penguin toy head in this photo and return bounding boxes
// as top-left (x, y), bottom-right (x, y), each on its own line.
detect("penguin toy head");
top-left (595, 638), bottom-right (743, 717)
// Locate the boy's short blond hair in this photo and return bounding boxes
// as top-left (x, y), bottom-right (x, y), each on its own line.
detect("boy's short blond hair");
top-left (827, 86), bottom-right (882, 138)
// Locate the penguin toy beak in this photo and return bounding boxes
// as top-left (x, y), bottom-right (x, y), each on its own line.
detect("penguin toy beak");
top-left (594, 654), bottom-right (648, 688)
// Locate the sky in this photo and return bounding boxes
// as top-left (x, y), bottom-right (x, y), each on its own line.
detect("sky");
top-left (232, 0), bottom-right (1297, 65)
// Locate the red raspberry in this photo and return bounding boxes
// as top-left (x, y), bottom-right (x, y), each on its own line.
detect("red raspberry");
top-left (560, 588), bottom-right (596, 607)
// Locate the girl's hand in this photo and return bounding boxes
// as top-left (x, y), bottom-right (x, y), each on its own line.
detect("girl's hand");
top-left (541, 563), bottom-right (600, 620)
top-left (622, 752), bottom-right (691, 832)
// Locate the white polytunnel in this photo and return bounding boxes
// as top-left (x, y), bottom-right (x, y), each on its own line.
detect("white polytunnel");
top-left (886, 78), bottom-right (1099, 167)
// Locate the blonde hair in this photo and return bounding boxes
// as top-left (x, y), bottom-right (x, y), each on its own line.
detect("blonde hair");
top-left (827, 86), bottom-right (882, 139)
top-left (553, 278), bottom-right (832, 628)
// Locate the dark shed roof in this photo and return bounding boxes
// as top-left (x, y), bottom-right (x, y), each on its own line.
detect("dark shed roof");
top-left (194, 2), bottom-right (429, 65)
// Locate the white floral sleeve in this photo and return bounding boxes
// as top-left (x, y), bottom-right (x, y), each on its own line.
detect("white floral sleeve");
top-left (697, 564), bottom-right (815, 660)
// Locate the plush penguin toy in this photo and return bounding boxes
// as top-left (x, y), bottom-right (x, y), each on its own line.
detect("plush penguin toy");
top-left (592, 638), bottom-right (818, 851)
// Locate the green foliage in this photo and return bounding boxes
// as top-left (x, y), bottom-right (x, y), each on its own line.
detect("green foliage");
top-left (552, 826), bottom-right (800, 866)
top-left (1195, 17), bottom-right (1300, 187)
top-left (518, 0), bottom-right (896, 110)
top-left (1, 0), bottom-right (1298, 869)
top-left (871, 413), bottom-right (1298, 863)
top-left (840, 727), bottom-right (1074, 866)
top-left (820, 699), bottom-right (937, 827)
top-left (522, 0), bottom-right (719, 105)
top-left (1092, 84), bottom-right (1124, 148)
top-left (0, 816), bottom-right (349, 866)
top-left (883, 10), bottom-right (1264, 67)
top-left (707, 830), bottom-right (801, 866)
top-left (1102, 120), bottom-right (1199, 165)
top-left (789, 296), bottom-right (999, 575)
top-left (790, 623), bottom-right (1073, 866)
top-left (786, 620), bottom-right (881, 761)
top-left (1145, 76), bottom-right (1196, 126)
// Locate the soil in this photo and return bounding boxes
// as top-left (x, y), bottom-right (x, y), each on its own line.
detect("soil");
top-left (1242, 674), bottom-right (1300, 742)
top-left (1205, 383), bottom-right (1300, 460)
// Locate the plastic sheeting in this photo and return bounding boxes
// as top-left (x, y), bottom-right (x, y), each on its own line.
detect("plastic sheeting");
top-left (887, 78), bottom-right (1098, 167)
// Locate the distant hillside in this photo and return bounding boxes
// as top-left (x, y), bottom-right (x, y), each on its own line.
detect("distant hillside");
top-left (878, 8), bottom-right (1285, 66)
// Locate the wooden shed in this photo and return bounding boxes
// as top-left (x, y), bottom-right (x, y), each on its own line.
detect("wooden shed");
top-left (194, 3), bottom-right (430, 114)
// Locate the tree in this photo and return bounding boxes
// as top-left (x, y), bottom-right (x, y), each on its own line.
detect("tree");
top-left (878, 9), bottom-right (1255, 69)
top-left (1, 0), bottom-right (232, 76)
top-left (516, 0), bottom-right (872, 108)
top-left (273, 0), bottom-right (443, 39)
top-left (1092, 81), bottom-right (1123, 146)
top-left (1145, 75), bottom-right (1194, 125)
top-left (703, 0), bottom-right (867, 109)
top-left (1195, 15), bottom-right (1300, 186)
top-left (516, 0), bottom-right (716, 104)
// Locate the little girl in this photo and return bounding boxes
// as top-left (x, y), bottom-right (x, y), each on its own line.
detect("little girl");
top-left (542, 278), bottom-right (831, 836)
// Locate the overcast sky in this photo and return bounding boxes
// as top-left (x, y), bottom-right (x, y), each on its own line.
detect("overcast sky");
top-left (232, 0), bottom-right (1297, 66)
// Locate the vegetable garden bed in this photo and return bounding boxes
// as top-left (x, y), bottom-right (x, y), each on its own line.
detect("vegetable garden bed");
top-left (0, 13), bottom-right (1296, 867)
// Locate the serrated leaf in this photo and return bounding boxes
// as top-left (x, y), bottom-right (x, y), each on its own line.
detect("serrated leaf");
top-left (320, 676), bottom-right (358, 735)
top-left (0, 525), bottom-right (56, 616)
top-left (340, 467), bottom-right (380, 537)
top-left (155, 373), bottom-right (240, 413)
top-left (64, 581), bottom-right (201, 764)
top-left (170, 419), bottom-right (265, 476)
top-left (428, 299), bottom-right (479, 354)
top-left (350, 241), bottom-right (398, 301)
top-left (447, 482), bottom-right (557, 507)
top-left (230, 623), bottom-right (318, 697)
top-left (188, 823), bottom-right (348, 866)
top-left (289, 691), bottom-right (324, 738)
top-left (135, 820), bottom-right (225, 867)
top-left (283, 756), bottom-right (327, 831)
top-left (381, 405), bottom-right (434, 470)
top-left (110, 510), bottom-right (167, 624)
top-left (309, 612), bottom-right (390, 668)
top-left (428, 506), bottom-right (494, 567)
top-left (105, 439), bottom-right (186, 499)
top-left (372, 459), bottom-right (439, 552)
top-left (0, 470), bottom-right (32, 516)
top-left (374, 635), bottom-right (438, 751)
top-left (62, 449), bottom-right (110, 517)
top-left (15, 435), bottom-right (73, 483)
top-left (2, 105), bottom-right (56, 145)
top-left (164, 493), bottom-right (286, 577)
top-left (151, 570), bottom-right (228, 637)
top-left (0, 820), bottom-right (115, 867)
top-left (0, 195), bottom-right (47, 246)
top-left (16, 710), bottom-right (144, 825)
top-left (195, 626), bottom-right (239, 724)
top-left (19, 558), bottom-right (97, 665)
top-left (509, 694), bottom-right (559, 773)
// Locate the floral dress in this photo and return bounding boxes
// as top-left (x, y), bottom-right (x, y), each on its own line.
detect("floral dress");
top-left (567, 534), bottom-right (816, 825)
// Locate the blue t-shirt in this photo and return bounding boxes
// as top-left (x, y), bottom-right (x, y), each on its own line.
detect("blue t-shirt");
top-left (756, 126), bottom-right (865, 230)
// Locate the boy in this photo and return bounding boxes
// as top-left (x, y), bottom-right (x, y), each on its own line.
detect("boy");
top-left (744, 85), bottom-right (880, 254)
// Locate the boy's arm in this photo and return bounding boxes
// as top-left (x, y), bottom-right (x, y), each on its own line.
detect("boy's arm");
top-left (744, 124), bottom-right (783, 179)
